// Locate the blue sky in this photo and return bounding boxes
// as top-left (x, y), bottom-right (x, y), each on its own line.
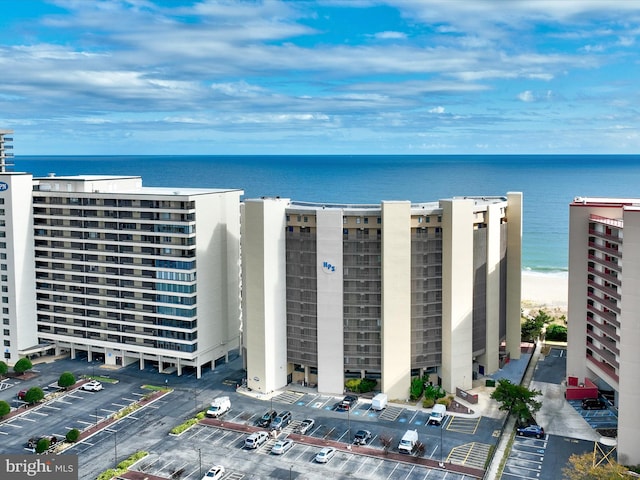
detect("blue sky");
top-left (1, 0), bottom-right (639, 155)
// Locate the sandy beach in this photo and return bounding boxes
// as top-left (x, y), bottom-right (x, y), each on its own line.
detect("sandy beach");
top-left (521, 270), bottom-right (568, 315)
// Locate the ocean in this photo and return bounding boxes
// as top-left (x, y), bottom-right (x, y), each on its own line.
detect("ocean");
top-left (14, 154), bottom-right (640, 273)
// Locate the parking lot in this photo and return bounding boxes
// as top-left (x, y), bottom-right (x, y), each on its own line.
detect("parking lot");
top-left (0, 356), bottom-right (503, 479)
top-left (123, 424), bottom-right (482, 480)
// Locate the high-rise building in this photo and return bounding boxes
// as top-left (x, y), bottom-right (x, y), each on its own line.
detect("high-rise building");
top-left (1, 167), bottom-right (243, 377)
top-left (568, 197), bottom-right (640, 465)
top-left (242, 194), bottom-right (522, 399)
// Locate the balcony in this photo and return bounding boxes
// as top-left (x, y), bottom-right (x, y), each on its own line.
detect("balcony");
top-left (587, 329), bottom-right (619, 356)
top-left (587, 291), bottom-right (621, 315)
top-left (587, 279), bottom-right (621, 301)
top-left (588, 241), bottom-right (621, 258)
top-left (586, 353), bottom-right (619, 383)
top-left (586, 316), bottom-right (618, 339)
top-left (588, 228), bottom-right (622, 244)
top-left (587, 340), bottom-right (618, 366)
top-left (587, 266), bottom-right (621, 286)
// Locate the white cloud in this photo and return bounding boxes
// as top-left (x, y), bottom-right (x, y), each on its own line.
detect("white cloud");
top-left (429, 106), bottom-right (445, 114)
top-left (518, 91), bottom-right (535, 102)
top-left (374, 31), bottom-right (407, 40)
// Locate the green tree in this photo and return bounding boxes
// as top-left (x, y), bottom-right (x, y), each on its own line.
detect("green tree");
top-left (23, 386), bottom-right (45, 405)
top-left (0, 360), bottom-right (8, 378)
top-left (490, 379), bottom-right (542, 423)
top-left (13, 357), bottom-right (33, 375)
top-left (58, 371), bottom-right (76, 389)
top-left (35, 437), bottom-right (51, 454)
top-left (562, 452), bottom-right (634, 479)
top-left (0, 400), bottom-right (10, 417)
top-left (66, 428), bottom-right (80, 443)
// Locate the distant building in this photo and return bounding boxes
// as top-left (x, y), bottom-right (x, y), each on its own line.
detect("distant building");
top-left (242, 194), bottom-right (522, 399)
top-left (567, 197), bottom-right (640, 465)
top-left (1, 165), bottom-right (242, 376)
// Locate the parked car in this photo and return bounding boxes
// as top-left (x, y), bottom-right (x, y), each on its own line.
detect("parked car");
top-left (201, 465), bottom-right (225, 480)
top-left (315, 447), bottom-right (336, 463)
top-left (582, 398), bottom-right (607, 410)
top-left (271, 439), bottom-right (294, 455)
top-left (516, 425), bottom-right (545, 438)
top-left (81, 380), bottom-right (103, 392)
top-left (17, 390), bottom-right (27, 400)
top-left (206, 396), bottom-right (231, 418)
top-left (353, 429), bottom-right (372, 445)
top-left (336, 395), bottom-right (358, 411)
top-left (26, 436), bottom-right (58, 450)
top-left (257, 409), bottom-right (278, 427)
top-left (244, 431), bottom-right (269, 449)
top-left (296, 418), bottom-right (315, 434)
top-left (270, 410), bottom-right (292, 430)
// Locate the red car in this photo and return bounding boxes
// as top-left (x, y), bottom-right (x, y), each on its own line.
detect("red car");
top-left (17, 390), bottom-right (27, 400)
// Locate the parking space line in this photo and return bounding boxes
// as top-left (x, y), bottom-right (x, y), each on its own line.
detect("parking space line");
top-left (41, 405), bottom-right (61, 410)
top-left (112, 403), bottom-right (127, 408)
top-left (19, 417), bottom-right (36, 422)
top-left (3, 423), bottom-right (23, 428)
top-left (386, 463), bottom-right (401, 480)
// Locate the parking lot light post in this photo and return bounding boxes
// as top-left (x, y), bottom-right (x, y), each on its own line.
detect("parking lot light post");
top-left (289, 465), bottom-right (292, 480)
top-left (438, 424), bottom-right (443, 467)
top-left (198, 448), bottom-right (202, 479)
top-left (95, 408), bottom-right (98, 427)
top-left (347, 408), bottom-right (351, 449)
top-left (114, 429), bottom-right (118, 469)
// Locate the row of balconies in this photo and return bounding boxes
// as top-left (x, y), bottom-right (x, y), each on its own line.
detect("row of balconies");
top-left (586, 353), bottom-right (619, 383)
top-left (586, 315), bottom-right (618, 338)
top-left (33, 196), bottom-right (196, 210)
top-left (588, 227), bottom-right (622, 244)
top-left (587, 329), bottom-right (620, 357)
top-left (587, 266), bottom-right (621, 286)
top-left (586, 338), bottom-right (618, 366)
top-left (588, 241), bottom-right (621, 258)
top-left (587, 278), bottom-right (621, 301)
top-left (587, 291), bottom-right (621, 315)
top-left (33, 208), bottom-right (195, 221)
top-left (35, 234), bottom-right (196, 247)
top-left (587, 253), bottom-right (621, 273)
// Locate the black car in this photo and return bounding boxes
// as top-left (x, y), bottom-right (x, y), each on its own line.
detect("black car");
top-left (516, 425), bottom-right (545, 438)
top-left (257, 410), bottom-right (277, 427)
top-left (337, 395), bottom-right (358, 411)
top-left (582, 398), bottom-right (607, 410)
top-left (353, 429), bottom-right (372, 445)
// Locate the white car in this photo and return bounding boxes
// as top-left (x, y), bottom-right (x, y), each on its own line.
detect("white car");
top-left (315, 447), bottom-right (336, 463)
top-left (271, 439), bottom-right (293, 455)
top-left (296, 418), bottom-right (315, 434)
top-left (81, 380), bottom-right (103, 392)
top-left (244, 431), bottom-right (269, 449)
top-left (201, 465), bottom-right (225, 480)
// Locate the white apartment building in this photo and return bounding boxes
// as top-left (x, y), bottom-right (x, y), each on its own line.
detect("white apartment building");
top-left (1, 159), bottom-right (243, 376)
top-left (242, 193), bottom-right (522, 400)
top-left (568, 197), bottom-right (640, 465)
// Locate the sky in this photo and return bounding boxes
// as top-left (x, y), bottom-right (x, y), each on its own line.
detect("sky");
top-left (1, 0), bottom-right (640, 155)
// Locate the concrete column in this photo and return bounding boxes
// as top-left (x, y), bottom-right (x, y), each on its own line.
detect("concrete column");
top-left (505, 192), bottom-right (523, 360)
top-left (483, 202), bottom-right (502, 374)
top-left (381, 201), bottom-right (412, 399)
top-left (316, 207), bottom-right (344, 394)
top-left (441, 198), bottom-right (474, 393)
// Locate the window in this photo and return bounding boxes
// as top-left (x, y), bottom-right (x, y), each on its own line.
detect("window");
top-left (356, 217), bottom-right (361, 224)
top-left (2, 308), bottom-right (7, 314)
top-left (1, 286), bottom-right (6, 293)
top-left (3, 329), bottom-right (8, 336)
top-left (3, 340), bottom-right (9, 347)
top-left (303, 216), bottom-right (308, 223)
top-left (1, 265), bottom-right (6, 271)
top-left (364, 217), bottom-right (369, 224)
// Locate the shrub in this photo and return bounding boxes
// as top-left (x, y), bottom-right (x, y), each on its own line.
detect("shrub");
top-left (359, 378), bottom-right (377, 393)
top-left (545, 324), bottom-right (567, 342)
top-left (0, 360), bottom-right (8, 378)
top-left (437, 396), bottom-right (452, 407)
top-left (424, 383), bottom-right (446, 400)
top-left (410, 377), bottom-right (424, 401)
top-left (13, 358), bottom-right (33, 375)
top-left (58, 371), bottom-right (76, 389)
top-left (24, 387), bottom-right (45, 404)
top-left (422, 397), bottom-right (435, 408)
top-left (66, 428), bottom-right (80, 443)
top-left (0, 400), bottom-right (10, 417)
top-left (345, 379), bottom-right (360, 392)
top-left (36, 437), bottom-right (51, 454)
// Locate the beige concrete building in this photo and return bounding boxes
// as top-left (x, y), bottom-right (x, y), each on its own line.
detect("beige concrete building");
top-left (567, 197), bottom-right (640, 465)
top-left (242, 193), bottom-right (522, 400)
top-left (1, 163), bottom-right (243, 377)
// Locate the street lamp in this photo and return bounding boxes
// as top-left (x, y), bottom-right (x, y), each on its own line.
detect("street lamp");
top-left (95, 408), bottom-right (98, 428)
top-left (347, 408), bottom-right (351, 449)
top-left (289, 465), bottom-right (293, 480)
top-left (198, 448), bottom-right (202, 479)
top-left (438, 423), bottom-right (444, 467)
top-left (114, 429), bottom-right (118, 468)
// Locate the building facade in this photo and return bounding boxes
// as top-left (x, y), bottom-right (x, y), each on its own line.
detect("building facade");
top-left (242, 193), bottom-right (522, 399)
top-left (1, 168), bottom-right (243, 377)
top-left (567, 197), bottom-right (640, 465)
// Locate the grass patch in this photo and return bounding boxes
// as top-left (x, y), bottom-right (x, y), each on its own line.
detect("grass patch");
top-left (97, 451), bottom-right (148, 480)
top-left (85, 375), bottom-right (118, 384)
top-left (142, 384), bottom-right (171, 392)
top-left (170, 410), bottom-right (207, 435)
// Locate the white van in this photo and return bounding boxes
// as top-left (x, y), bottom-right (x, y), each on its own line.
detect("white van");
top-left (428, 403), bottom-right (447, 425)
top-left (371, 393), bottom-right (388, 411)
top-left (398, 429), bottom-right (418, 454)
top-left (206, 396), bottom-right (231, 418)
